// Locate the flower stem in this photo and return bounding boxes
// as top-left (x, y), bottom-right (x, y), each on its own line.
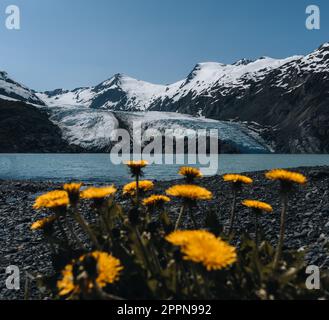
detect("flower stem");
top-left (254, 210), bottom-right (259, 248)
top-left (45, 235), bottom-right (57, 255)
top-left (175, 203), bottom-right (187, 230)
top-left (135, 174), bottom-right (140, 207)
top-left (73, 209), bottom-right (101, 250)
top-left (134, 226), bottom-right (154, 275)
top-left (273, 192), bottom-right (288, 269)
top-left (92, 280), bottom-right (125, 300)
top-left (202, 272), bottom-right (212, 299)
top-left (188, 206), bottom-right (198, 229)
top-left (56, 216), bottom-right (70, 246)
top-left (65, 215), bottom-right (85, 250)
top-left (253, 209), bottom-right (262, 280)
top-left (228, 189), bottom-right (237, 234)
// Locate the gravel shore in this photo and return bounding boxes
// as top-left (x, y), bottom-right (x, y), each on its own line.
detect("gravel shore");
top-left (1, 166), bottom-right (329, 299)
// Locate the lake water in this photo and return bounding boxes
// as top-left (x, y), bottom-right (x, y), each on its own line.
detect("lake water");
top-left (0, 154), bottom-right (328, 184)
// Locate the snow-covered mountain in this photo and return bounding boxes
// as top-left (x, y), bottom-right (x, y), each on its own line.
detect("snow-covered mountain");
top-left (1, 43), bottom-right (329, 153)
top-left (38, 44), bottom-right (328, 113)
top-left (37, 55), bottom-right (302, 112)
top-left (0, 69), bottom-right (273, 153)
top-left (37, 73), bottom-right (174, 111)
top-left (38, 43), bottom-right (329, 153)
top-left (0, 71), bottom-right (44, 105)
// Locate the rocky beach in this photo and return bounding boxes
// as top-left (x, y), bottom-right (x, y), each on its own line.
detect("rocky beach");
top-left (1, 165), bottom-right (329, 300)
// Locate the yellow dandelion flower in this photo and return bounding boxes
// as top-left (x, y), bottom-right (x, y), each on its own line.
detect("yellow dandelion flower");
top-left (223, 174), bottom-right (253, 184)
top-left (166, 230), bottom-right (216, 247)
top-left (80, 186), bottom-right (117, 199)
top-left (123, 180), bottom-right (154, 195)
top-left (57, 251), bottom-right (123, 296)
top-left (125, 160), bottom-right (148, 169)
top-left (125, 160), bottom-right (149, 177)
top-left (182, 236), bottom-right (237, 271)
top-left (63, 182), bottom-right (83, 203)
top-left (57, 264), bottom-right (77, 296)
top-left (242, 200), bottom-right (273, 212)
top-left (265, 169), bottom-right (307, 185)
top-left (63, 182), bottom-right (83, 194)
top-left (31, 215), bottom-right (57, 230)
top-left (166, 185), bottom-right (212, 201)
top-left (179, 167), bottom-right (202, 180)
top-left (33, 190), bottom-right (69, 210)
top-left (166, 230), bottom-right (237, 271)
top-left (142, 195), bottom-right (170, 207)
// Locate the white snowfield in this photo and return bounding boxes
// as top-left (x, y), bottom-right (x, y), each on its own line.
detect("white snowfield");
top-left (37, 88), bottom-right (94, 108)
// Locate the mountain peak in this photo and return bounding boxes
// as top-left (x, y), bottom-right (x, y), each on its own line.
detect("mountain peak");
top-left (100, 73), bottom-right (137, 87)
top-left (0, 71), bottom-right (8, 79)
top-left (318, 42), bottom-right (329, 52)
top-left (43, 88), bottom-right (69, 97)
top-left (193, 62), bottom-right (227, 71)
top-left (113, 73), bottom-right (126, 80)
top-left (185, 62), bottom-right (226, 83)
top-left (320, 42), bottom-right (329, 48)
top-left (258, 56), bottom-right (271, 60)
top-left (233, 58), bottom-right (254, 66)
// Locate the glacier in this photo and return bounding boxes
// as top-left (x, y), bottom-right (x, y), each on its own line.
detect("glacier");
top-left (36, 104), bottom-right (272, 153)
top-left (38, 105), bottom-right (119, 151)
top-left (115, 111), bottom-right (272, 154)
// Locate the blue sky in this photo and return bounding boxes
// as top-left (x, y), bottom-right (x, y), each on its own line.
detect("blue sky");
top-left (0, 0), bottom-right (328, 91)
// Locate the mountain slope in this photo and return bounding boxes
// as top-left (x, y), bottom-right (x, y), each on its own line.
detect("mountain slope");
top-left (0, 99), bottom-right (81, 152)
top-left (0, 72), bottom-right (44, 105)
top-left (154, 43), bottom-right (329, 152)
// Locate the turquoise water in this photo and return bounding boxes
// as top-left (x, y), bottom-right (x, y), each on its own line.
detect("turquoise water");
top-left (0, 154), bottom-right (328, 184)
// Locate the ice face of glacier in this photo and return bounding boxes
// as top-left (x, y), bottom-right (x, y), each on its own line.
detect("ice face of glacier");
top-left (40, 104), bottom-right (271, 153)
top-left (41, 105), bottom-right (119, 151)
top-left (114, 111), bottom-right (272, 154)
